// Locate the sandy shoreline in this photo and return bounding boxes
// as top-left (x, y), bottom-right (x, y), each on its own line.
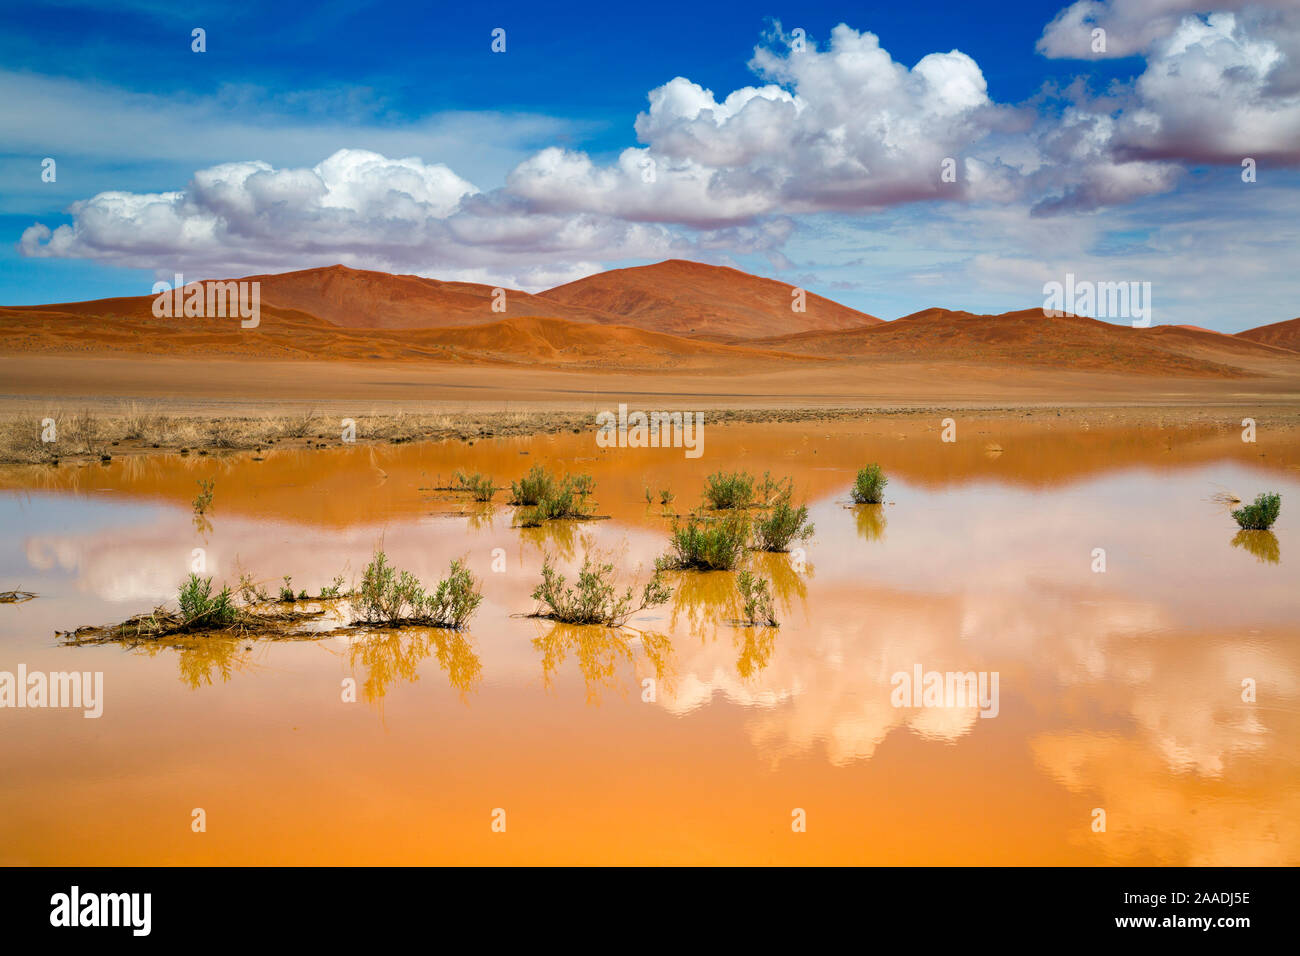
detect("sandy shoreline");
top-left (3, 401), bottom-right (1299, 466)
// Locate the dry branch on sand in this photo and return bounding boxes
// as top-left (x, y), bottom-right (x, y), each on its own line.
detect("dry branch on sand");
top-left (56, 603), bottom-right (331, 646)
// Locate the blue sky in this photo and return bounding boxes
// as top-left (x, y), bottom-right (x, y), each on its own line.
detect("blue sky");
top-left (2, 0), bottom-right (1298, 329)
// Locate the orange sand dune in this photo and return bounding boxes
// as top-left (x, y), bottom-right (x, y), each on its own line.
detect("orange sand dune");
top-left (539, 258), bottom-right (881, 339)
top-left (749, 307), bottom-right (1294, 377)
top-left (1238, 316), bottom-right (1300, 353)
top-left (0, 302), bottom-right (813, 370)
top-left (2, 262), bottom-right (1299, 384)
top-left (1146, 324), bottom-right (1300, 374)
top-left (3, 266), bottom-right (612, 332)
top-left (5, 259), bottom-right (879, 341)
top-left (242, 264), bottom-right (618, 329)
top-left (406, 315), bottom-right (813, 366)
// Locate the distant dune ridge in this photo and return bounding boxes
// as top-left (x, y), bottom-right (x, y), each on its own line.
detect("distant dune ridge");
top-left (538, 258), bottom-right (882, 339)
top-left (0, 260), bottom-right (1297, 379)
top-left (1237, 315), bottom-right (1300, 353)
top-left (240, 265), bottom-right (615, 330)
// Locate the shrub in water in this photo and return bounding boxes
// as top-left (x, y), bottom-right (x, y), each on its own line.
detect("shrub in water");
top-left (702, 471), bottom-right (755, 509)
top-left (467, 473), bottom-right (496, 502)
top-left (753, 501), bottom-right (814, 552)
top-left (658, 513), bottom-right (751, 571)
top-left (531, 554), bottom-right (671, 626)
top-left (1231, 492), bottom-right (1281, 530)
top-left (755, 471), bottom-right (793, 506)
top-left (356, 550), bottom-right (482, 628)
top-left (510, 464), bottom-right (555, 506)
top-left (736, 570), bottom-right (777, 626)
top-left (178, 573), bottom-right (240, 629)
top-left (511, 465), bottom-right (593, 523)
top-left (418, 559), bottom-right (483, 628)
top-left (851, 464), bottom-right (888, 504)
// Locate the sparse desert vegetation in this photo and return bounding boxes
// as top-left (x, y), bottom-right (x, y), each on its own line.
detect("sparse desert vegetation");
top-left (701, 469), bottom-right (792, 510)
top-left (736, 570), bottom-right (778, 627)
top-left (851, 464), bottom-right (888, 504)
top-left (509, 463), bottom-right (556, 505)
top-left (1231, 492), bottom-right (1281, 530)
top-left (62, 550), bottom-right (477, 644)
top-left (451, 470), bottom-right (496, 502)
top-left (658, 513), bottom-right (752, 571)
top-left (510, 465), bottom-right (595, 525)
top-left (530, 553), bottom-right (671, 627)
top-left (355, 550), bottom-right (482, 629)
top-left (178, 573), bottom-right (241, 629)
top-left (754, 471), bottom-right (793, 506)
top-left (320, 574), bottom-right (348, 598)
top-left (77, 568), bottom-right (356, 641)
top-left (752, 501), bottom-right (814, 552)
top-left (0, 408), bottom-right (618, 464)
top-left (702, 471), bottom-right (755, 509)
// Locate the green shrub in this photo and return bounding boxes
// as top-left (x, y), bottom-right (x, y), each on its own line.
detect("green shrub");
top-left (451, 471), bottom-right (495, 502)
top-left (467, 473), bottom-right (495, 502)
top-left (531, 554), bottom-right (671, 626)
top-left (178, 573), bottom-right (240, 629)
top-left (755, 471), bottom-right (793, 506)
top-left (753, 501), bottom-right (814, 552)
top-left (279, 575), bottom-right (296, 602)
top-left (355, 550), bottom-right (482, 628)
top-left (737, 570), bottom-right (777, 626)
top-left (658, 513), bottom-right (751, 571)
top-left (510, 464), bottom-right (555, 505)
top-left (851, 464), bottom-right (888, 504)
top-left (320, 574), bottom-right (347, 598)
top-left (659, 488), bottom-right (675, 506)
top-left (1232, 492), bottom-right (1281, 530)
top-left (422, 560), bottom-right (483, 628)
top-left (702, 471), bottom-right (754, 509)
top-left (511, 465), bottom-right (593, 523)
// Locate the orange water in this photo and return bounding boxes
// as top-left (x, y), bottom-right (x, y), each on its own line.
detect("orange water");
top-left (1, 418), bottom-right (1297, 864)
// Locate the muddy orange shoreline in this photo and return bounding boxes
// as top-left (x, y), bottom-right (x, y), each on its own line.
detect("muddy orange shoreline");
top-left (3, 402), bottom-right (1300, 466)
